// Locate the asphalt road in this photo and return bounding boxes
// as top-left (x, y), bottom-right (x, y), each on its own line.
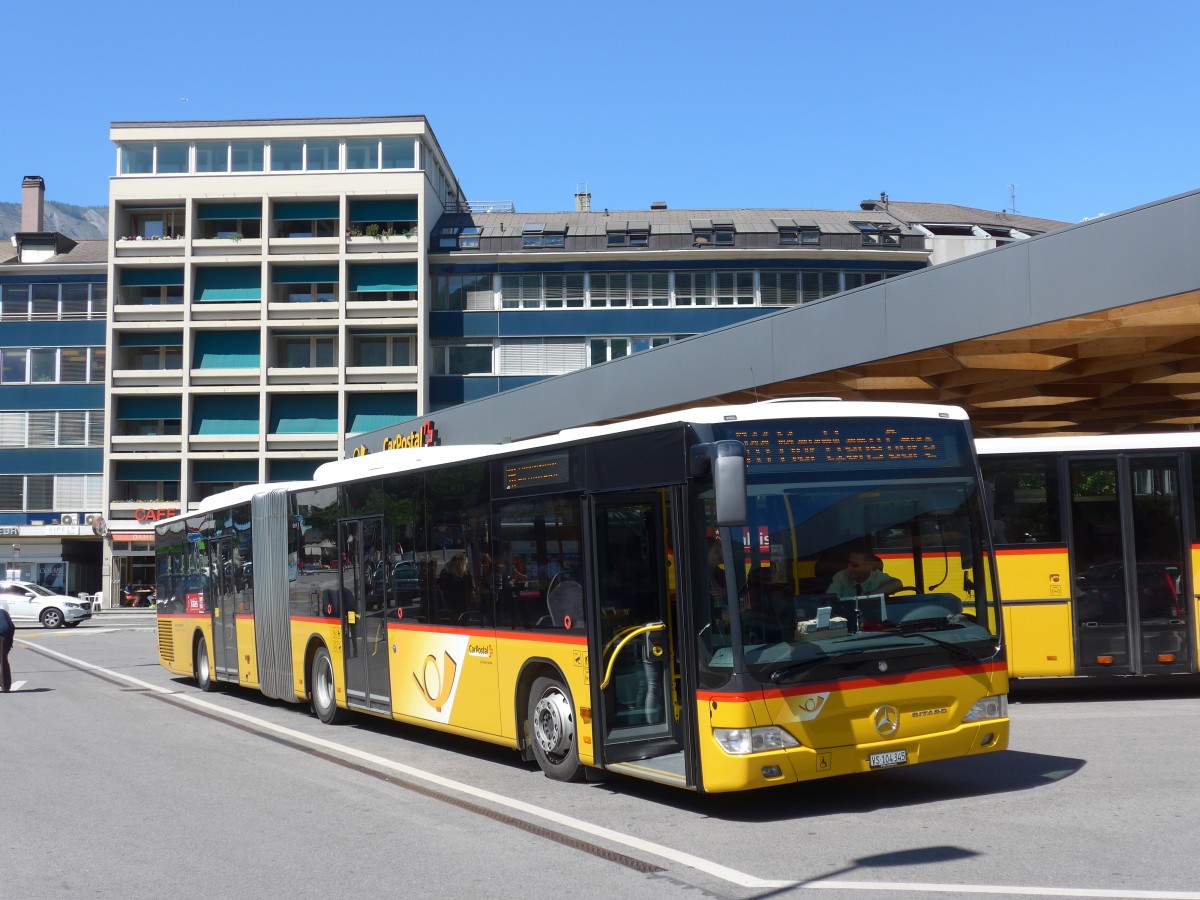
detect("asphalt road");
top-left (3, 616), bottom-right (1199, 900)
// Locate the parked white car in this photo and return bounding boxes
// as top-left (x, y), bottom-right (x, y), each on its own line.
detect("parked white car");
top-left (0, 580), bottom-right (93, 628)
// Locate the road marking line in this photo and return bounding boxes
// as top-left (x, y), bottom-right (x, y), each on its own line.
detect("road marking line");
top-left (23, 642), bottom-right (1200, 900)
top-left (7, 680), bottom-right (27, 692)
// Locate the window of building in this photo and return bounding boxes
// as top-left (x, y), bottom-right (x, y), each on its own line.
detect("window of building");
top-left (589, 336), bottom-right (671, 365)
top-left (801, 271), bottom-right (842, 302)
top-left (843, 271), bottom-right (886, 291)
top-left (438, 225), bottom-right (482, 249)
top-left (543, 273), bottom-right (585, 309)
top-left (0, 410), bottom-right (105, 449)
top-left (123, 207), bottom-right (186, 241)
top-left (521, 224), bottom-right (566, 249)
top-left (122, 285), bottom-right (184, 306)
top-left (273, 201), bottom-right (339, 238)
top-left (714, 271), bottom-right (755, 305)
top-left (305, 139), bottom-right (339, 171)
top-left (270, 140), bottom-right (305, 171)
top-left (156, 143), bottom-right (189, 173)
top-left (277, 335), bottom-right (336, 368)
top-left (588, 272), bottom-right (630, 307)
top-left (348, 199), bottom-right (417, 238)
top-left (498, 338), bottom-right (587, 375)
top-left (119, 143), bottom-right (154, 174)
top-left (433, 274), bottom-right (493, 310)
top-left (501, 274), bottom-right (543, 309)
top-left (346, 139), bottom-right (379, 169)
top-left (1, 285), bottom-right (29, 320)
top-left (381, 137), bottom-right (417, 169)
top-left (760, 271), bottom-right (799, 304)
top-left (853, 221), bottom-right (902, 247)
top-left (275, 282), bottom-right (337, 304)
top-left (351, 333), bottom-right (415, 367)
top-left (195, 141), bottom-right (229, 173)
top-left (231, 141), bottom-right (265, 172)
top-left (431, 341), bottom-right (493, 375)
top-left (630, 272), bottom-right (669, 307)
top-left (674, 271), bottom-right (713, 306)
top-left (125, 346), bottom-right (182, 371)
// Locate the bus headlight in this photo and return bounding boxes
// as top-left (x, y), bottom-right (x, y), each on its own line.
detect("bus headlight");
top-left (963, 695), bottom-right (1008, 722)
top-left (713, 726), bottom-right (800, 755)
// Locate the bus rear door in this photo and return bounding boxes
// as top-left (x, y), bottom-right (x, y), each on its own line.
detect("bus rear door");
top-left (1069, 454), bottom-right (1192, 675)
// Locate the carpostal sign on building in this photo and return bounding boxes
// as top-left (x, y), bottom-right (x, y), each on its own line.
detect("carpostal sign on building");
top-left (351, 419), bottom-right (440, 457)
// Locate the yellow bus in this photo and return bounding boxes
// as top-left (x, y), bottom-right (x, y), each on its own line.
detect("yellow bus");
top-left (978, 433), bottom-right (1200, 678)
top-left (155, 400), bottom-right (1009, 793)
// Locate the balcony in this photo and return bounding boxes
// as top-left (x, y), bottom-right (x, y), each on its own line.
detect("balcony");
top-left (267, 365), bottom-right (338, 385)
top-left (192, 237), bottom-right (264, 257)
top-left (265, 432), bottom-right (339, 452)
top-left (189, 432), bottom-right (260, 451)
top-left (345, 364), bottom-right (418, 385)
top-left (189, 367), bottom-right (262, 386)
top-left (347, 233), bottom-right (419, 253)
top-left (111, 367), bottom-right (183, 389)
top-left (111, 433), bottom-right (182, 453)
top-left (267, 236), bottom-right (340, 255)
top-left (191, 302), bottom-right (262, 322)
top-left (114, 236), bottom-right (186, 258)
top-left (266, 300), bottom-right (339, 320)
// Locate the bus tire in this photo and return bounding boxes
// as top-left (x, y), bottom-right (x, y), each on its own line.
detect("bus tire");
top-left (527, 675), bottom-right (581, 782)
top-left (311, 646), bottom-right (347, 725)
top-left (196, 635), bottom-right (218, 693)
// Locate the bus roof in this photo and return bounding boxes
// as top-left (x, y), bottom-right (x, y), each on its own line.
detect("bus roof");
top-left (976, 430), bottom-right (1200, 455)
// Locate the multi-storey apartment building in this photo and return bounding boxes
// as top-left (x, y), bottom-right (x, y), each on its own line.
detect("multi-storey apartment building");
top-left (0, 177), bottom-right (107, 594)
top-left (105, 117), bottom-right (465, 599)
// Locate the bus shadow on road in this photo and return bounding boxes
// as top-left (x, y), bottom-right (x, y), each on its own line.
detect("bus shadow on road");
top-left (1010, 674), bottom-right (1200, 704)
top-left (596, 750), bottom-right (1085, 820)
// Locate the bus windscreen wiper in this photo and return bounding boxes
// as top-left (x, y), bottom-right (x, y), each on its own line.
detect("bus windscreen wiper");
top-left (770, 648), bottom-right (870, 684)
top-left (894, 621), bottom-right (993, 662)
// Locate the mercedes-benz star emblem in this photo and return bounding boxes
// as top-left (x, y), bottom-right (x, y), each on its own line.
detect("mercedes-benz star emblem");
top-left (873, 705), bottom-right (900, 737)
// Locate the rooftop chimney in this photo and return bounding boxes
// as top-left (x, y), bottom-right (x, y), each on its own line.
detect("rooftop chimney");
top-left (574, 184), bottom-right (591, 213)
top-left (650, 201), bottom-right (667, 210)
top-left (21, 176), bottom-right (45, 232)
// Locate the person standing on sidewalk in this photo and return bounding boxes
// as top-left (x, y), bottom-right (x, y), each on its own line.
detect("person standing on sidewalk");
top-left (0, 594), bottom-right (14, 692)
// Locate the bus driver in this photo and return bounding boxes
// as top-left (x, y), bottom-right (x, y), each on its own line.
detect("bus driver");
top-left (826, 551), bottom-right (903, 599)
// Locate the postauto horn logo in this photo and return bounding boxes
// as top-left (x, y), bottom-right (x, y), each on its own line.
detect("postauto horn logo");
top-left (353, 420), bottom-right (439, 457)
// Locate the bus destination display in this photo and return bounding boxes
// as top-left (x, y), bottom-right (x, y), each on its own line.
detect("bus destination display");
top-left (715, 420), bottom-right (959, 470)
top-left (503, 452), bottom-right (571, 491)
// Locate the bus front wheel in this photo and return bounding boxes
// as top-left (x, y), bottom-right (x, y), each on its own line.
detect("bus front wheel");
top-left (196, 635), bottom-right (218, 692)
top-left (527, 675), bottom-right (581, 782)
top-left (311, 646), bottom-right (347, 724)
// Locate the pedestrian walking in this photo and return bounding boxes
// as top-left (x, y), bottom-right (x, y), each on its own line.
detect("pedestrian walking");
top-left (0, 595), bottom-right (14, 693)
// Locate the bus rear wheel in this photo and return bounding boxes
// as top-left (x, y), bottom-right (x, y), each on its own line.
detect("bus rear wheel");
top-left (528, 675), bottom-right (581, 782)
top-left (311, 646), bottom-right (347, 724)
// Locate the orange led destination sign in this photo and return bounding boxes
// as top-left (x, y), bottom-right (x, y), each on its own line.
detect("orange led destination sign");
top-left (504, 452), bottom-right (570, 491)
top-left (713, 420), bottom-right (961, 470)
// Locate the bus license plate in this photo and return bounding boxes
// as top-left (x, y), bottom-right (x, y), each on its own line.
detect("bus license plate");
top-left (869, 750), bottom-right (908, 769)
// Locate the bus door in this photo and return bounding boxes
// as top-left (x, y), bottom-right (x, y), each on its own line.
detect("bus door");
top-left (338, 517), bottom-right (393, 712)
top-left (1069, 454), bottom-right (1191, 675)
top-left (588, 493), bottom-right (686, 776)
top-left (209, 536), bottom-right (238, 680)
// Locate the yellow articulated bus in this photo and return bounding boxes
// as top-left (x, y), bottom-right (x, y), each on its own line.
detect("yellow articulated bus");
top-left (155, 400), bottom-right (1009, 793)
top-left (978, 432), bottom-right (1200, 679)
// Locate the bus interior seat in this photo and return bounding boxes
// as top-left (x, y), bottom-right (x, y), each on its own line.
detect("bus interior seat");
top-left (547, 575), bottom-right (584, 629)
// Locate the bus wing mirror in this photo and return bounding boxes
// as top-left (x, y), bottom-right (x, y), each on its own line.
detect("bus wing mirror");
top-left (691, 441), bottom-right (747, 527)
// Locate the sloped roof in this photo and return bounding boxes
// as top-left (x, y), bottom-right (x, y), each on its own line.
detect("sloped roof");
top-left (435, 207), bottom-right (919, 239)
top-left (859, 200), bottom-right (1068, 235)
top-left (0, 238), bottom-right (107, 268)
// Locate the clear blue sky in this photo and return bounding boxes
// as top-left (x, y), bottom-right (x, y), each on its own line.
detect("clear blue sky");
top-left (4, 0), bottom-right (1196, 224)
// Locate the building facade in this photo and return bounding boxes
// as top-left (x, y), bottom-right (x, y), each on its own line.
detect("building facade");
top-left (0, 176), bottom-right (107, 595)
top-left (104, 117), bottom-right (464, 601)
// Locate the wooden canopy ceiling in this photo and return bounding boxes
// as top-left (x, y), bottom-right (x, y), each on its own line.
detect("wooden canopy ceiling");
top-left (705, 290), bottom-right (1200, 438)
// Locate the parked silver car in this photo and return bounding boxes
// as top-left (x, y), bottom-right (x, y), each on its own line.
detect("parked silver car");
top-left (0, 580), bottom-right (94, 628)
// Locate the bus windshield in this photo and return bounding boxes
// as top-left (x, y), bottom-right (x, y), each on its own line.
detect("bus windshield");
top-left (697, 425), bottom-right (1000, 686)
